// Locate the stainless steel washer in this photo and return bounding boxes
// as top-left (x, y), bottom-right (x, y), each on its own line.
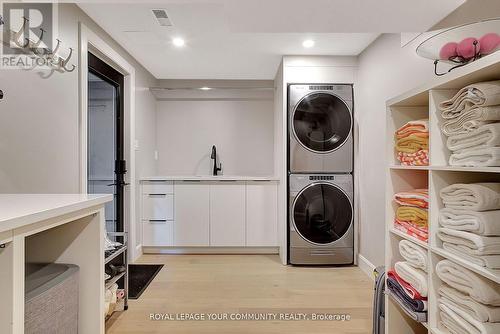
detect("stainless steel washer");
top-left (288, 84), bottom-right (353, 173)
top-left (289, 174), bottom-right (354, 265)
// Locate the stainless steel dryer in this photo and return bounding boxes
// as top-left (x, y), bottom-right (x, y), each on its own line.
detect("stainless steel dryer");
top-left (288, 84), bottom-right (353, 173)
top-left (289, 174), bottom-right (354, 265)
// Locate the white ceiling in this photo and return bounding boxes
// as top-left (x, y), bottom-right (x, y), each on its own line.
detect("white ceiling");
top-left (78, 0), bottom-right (465, 79)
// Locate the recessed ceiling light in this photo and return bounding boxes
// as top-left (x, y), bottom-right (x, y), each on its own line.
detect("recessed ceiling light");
top-left (302, 39), bottom-right (315, 48)
top-left (172, 37), bottom-right (185, 47)
top-left (199, 87), bottom-right (212, 91)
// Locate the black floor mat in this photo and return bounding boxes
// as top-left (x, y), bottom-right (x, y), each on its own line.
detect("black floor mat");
top-left (128, 264), bottom-right (164, 299)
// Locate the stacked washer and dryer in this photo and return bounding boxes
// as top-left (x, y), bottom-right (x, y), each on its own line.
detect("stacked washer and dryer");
top-left (288, 84), bottom-right (354, 265)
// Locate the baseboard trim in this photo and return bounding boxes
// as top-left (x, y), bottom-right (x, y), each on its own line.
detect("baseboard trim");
top-left (358, 254), bottom-right (376, 281)
top-left (143, 246), bottom-right (280, 255)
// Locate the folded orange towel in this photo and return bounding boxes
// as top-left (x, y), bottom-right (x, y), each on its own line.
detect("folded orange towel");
top-left (396, 120), bottom-right (429, 139)
top-left (394, 189), bottom-right (429, 209)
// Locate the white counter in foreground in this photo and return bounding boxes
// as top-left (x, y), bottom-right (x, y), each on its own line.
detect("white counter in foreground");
top-left (0, 194), bottom-right (112, 334)
top-left (0, 194), bottom-right (112, 234)
top-left (140, 175), bottom-right (279, 181)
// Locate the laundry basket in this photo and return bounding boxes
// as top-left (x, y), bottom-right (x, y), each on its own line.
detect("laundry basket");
top-left (25, 263), bottom-right (79, 334)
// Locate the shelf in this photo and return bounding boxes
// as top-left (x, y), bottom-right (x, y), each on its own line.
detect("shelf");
top-left (104, 245), bottom-right (127, 264)
top-left (389, 165), bottom-right (430, 170)
top-left (105, 271), bottom-right (126, 289)
top-left (390, 228), bottom-right (429, 250)
top-left (389, 165), bottom-right (500, 173)
top-left (387, 51), bottom-right (500, 107)
top-left (431, 246), bottom-right (500, 284)
top-left (430, 166), bottom-right (500, 173)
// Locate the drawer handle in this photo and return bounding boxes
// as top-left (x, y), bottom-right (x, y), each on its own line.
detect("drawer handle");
top-left (148, 193), bottom-right (167, 197)
top-left (148, 219), bottom-right (167, 223)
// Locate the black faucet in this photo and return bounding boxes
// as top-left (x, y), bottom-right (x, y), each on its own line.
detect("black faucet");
top-left (211, 145), bottom-right (222, 176)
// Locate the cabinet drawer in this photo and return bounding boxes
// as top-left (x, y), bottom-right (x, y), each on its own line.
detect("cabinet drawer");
top-left (142, 180), bottom-right (173, 194)
top-left (142, 220), bottom-right (174, 246)
top-left (142, 194), bottom-right (174, 220)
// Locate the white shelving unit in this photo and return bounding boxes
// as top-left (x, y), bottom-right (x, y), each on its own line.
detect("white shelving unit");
top-left (385, 52), bottom-right (500, 334)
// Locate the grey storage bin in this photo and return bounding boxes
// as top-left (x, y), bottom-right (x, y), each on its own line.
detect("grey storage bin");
top-left (25, 263), bottom-right (79, 334)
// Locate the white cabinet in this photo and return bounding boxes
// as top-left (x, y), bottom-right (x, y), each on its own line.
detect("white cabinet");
top-left (246, 182), bottom-right (278, 246)
top-left (141, 180), bottom-right (173, 194)
top-left (142, 220), bottom-right (174, 246)
top-left (140, 179), bottom-right (279, 250)
top-left (209, 182), bottom-right (246, 246)
top-left (141, 181), bottom-right (174, 246)
top-left (174, 181), bottom-right (210, 246)
top-left (142, 194), bottom-right (174, 221)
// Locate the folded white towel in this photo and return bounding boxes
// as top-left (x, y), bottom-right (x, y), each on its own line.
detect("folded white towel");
top-left (399, 240), bottom-right (428, 272)
top-left (439, 208), bottom-right (500, 236)
top-left (440, 285), bottom-right (500, 323)
top-left (438, 228), bottom-right (500, 255)
top-left (440, 183), bottom-right (500, 211)
top-left (436, 259), bottom-right (500, 306)
top-left (447, 123), bottom-right (500, 152)
top-left (450, 147), bottom-right (500, 167)
top-left (443, 242), bottom-right (500, 269)
top-left (394, 261), bottom-right (428, 297)
top-left (440, 80), bottom-right (500, 119)
top-left (441, 106), bottom-right (500, 136)
top-left (440, 303), bottom-right (500, 334)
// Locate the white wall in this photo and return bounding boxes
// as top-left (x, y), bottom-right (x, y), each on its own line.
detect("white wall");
top-left (0, 4), bottom-right (157, 259)
top-left (155, 96), bottom-right (275, 176)
top-left (0, 3), bottom-right (157, 194)
top-left (355, 34), bottom-right (436, 267)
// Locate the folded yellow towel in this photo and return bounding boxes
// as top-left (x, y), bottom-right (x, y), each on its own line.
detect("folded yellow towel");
top-left (396, 134), bottom-right (429, 153)
top-left (396, 206), bottom-right (428, 228)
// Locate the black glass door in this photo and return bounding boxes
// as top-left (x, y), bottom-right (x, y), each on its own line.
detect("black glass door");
top-left (292, 183), bottom-right (352, 244)
top-left (292, 93), bottom-right (352, 153)
top-left (87, 52), bottom-right (125, 233)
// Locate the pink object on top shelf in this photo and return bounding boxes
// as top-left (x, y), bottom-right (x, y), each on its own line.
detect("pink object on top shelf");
top-left (457, 37), bottom-right (480, 59)
top-left (479, 32), bottom-right (500, 55)
top-left (439, 42), bottom-right (458, 60)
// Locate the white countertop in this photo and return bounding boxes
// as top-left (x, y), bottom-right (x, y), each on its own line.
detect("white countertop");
top-left (0, 194), bottom-right (113, 233)
top-left (141, 175), bottom-right (280, 181)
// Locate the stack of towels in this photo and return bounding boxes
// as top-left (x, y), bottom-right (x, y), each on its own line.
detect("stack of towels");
top-left (387, 240), bottom-right (428, 322)
top-left (438, 80), bottom-right (500, 167)
top-left (395, 120), bottom-right (429, 166)
top-left (437, 259), bottom-right (500, 333)
top-left (438, 182), bottom-right (500, 269)
top-left (394, 189), bottom-right (429, 242)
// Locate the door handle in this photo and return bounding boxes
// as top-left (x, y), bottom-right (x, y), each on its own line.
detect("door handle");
top-left (107, 181), bottom-right (130, 186)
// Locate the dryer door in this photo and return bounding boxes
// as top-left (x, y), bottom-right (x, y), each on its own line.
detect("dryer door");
top-left (292, 92), bottom-right (352, 153)
top-left (292, 182), bottom-right (353, 245)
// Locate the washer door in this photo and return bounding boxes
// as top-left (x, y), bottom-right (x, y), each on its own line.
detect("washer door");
top-left (292, 92), bottom-right (352, 153)
top-left (292, 183), bottom-right (353, 245)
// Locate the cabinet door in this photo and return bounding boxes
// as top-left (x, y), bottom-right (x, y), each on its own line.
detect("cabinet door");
top-left (174, 181), bottom-right (210, 246)
top-left (142, 194), bottom-right (174, 221)
top-left (210, 182), bottom-right (246, 246)
top-left (246, 182), bottom-right (278, 246)
top-left (142, 220), bottom-right (174, 246)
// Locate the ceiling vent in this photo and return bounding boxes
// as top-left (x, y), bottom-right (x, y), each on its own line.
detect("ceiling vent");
top-left (152, 9), bottom-right (172, 27)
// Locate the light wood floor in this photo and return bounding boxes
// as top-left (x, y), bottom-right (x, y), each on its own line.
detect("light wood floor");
top-left (106, 255), bottom-right (373, 334)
